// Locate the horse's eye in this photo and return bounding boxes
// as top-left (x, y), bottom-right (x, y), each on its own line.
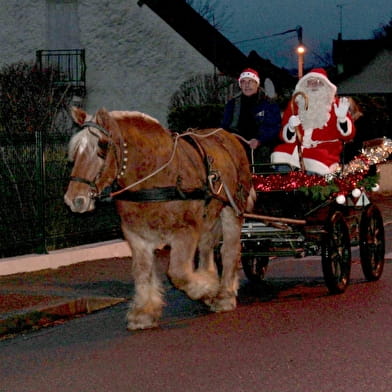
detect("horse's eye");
top-left (98, 140), bottom-right (108, 150)
top-left (97, 140), bottom-right (108, 158)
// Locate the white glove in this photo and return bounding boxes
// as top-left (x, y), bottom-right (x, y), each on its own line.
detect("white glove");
top-left (288, 115), bottom-right (301, 129)
top-left (334, 97), bottom-right (350, 122)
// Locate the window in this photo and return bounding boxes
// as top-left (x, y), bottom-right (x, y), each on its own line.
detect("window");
top-left (47, 0), bottom-right (80, 50)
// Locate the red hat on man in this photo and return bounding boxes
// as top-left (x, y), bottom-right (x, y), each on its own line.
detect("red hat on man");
top-left (238, 68), bottom-right (260, 86)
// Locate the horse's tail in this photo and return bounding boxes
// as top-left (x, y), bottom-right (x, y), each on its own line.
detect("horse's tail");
top-left (246, 186), bottom-right (256, 213)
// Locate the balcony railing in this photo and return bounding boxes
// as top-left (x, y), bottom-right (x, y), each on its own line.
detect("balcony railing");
top-left (36, 49), bottom-right (86, 96)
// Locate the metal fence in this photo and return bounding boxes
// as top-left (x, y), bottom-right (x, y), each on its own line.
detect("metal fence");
top-left (0, 129), bottom-right (122, 258)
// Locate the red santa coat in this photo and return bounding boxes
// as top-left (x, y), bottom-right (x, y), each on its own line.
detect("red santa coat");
top-left (273, 97), bottom-right (355, 171)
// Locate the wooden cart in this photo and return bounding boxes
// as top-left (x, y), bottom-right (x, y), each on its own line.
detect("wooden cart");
top-left (240, 162), bottom-right (386, 294)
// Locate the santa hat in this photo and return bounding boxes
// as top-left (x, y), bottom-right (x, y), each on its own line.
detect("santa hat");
top-left (238, 68), bottom-right (260, 86)
top-left (296, 68), bottom-right (337, 95)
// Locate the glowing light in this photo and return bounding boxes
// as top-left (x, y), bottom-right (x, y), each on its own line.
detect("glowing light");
top-left (336, 194), bottom-right (346, 204)
top-left (351, 188), bottom-right (361, 198)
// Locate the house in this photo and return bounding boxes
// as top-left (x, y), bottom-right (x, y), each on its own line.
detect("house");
top-left (332, 37), bottom-right (392, 94)
top-left (0, 0), bottom-right (294, 126)
top-left (0, 0), bottom-right (213, 125)
top-left (332, 37), bottom-right (392, 192)
top-left (332, 37), bottom-right (391, 137)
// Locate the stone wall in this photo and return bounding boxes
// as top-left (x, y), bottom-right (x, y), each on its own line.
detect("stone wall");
top-left (0, 0), bottom-right (214, 125)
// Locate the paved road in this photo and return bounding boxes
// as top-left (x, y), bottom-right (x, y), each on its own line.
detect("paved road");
top-left (1, 236), bottom-right (391, 392)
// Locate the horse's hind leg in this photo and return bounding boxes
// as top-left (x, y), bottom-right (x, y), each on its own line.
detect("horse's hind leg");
top-left (168, 229), bottom-right (219, 302)
top-left (125, 240), bottom-right (164, 330)
top-left (210, 206), bottom-right (242, 312)
top-left (197, 218), bottom-right (221, 275)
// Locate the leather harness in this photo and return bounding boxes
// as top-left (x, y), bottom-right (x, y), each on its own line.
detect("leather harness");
top-left (113, 133), bottom-right (214, 203)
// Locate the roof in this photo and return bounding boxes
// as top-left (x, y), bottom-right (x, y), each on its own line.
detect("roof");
top-left (332, 38), bottom-right (392, 94)
top-left (337, 49), bottom-right (392, 94)
top-left (333, 39), bottom-right (384, 79)
top-left (138, 0), bottom-right (295, 91)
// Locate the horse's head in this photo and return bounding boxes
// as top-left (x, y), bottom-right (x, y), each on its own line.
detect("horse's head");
top-left (64, 107), bottom-right (119, 213)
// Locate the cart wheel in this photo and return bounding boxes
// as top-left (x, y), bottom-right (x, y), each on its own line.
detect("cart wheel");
top-left (241, 256), bottom-right (269, 284)
top-left (321, 210), bottom-right (351, 294)
top-left (359, 204), bottom-right (385, 281)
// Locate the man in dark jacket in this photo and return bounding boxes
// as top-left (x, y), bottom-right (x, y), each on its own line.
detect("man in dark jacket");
top-left (221, 68), bottom-right (281, 164)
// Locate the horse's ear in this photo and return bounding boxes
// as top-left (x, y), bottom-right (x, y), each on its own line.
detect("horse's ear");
top-left (71, 106), bottom-right (87, 125)
top-left (95, 107), bottom-right (112, 129)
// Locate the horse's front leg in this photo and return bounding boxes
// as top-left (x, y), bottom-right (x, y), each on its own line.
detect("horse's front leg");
top-left (210, 206), bottom-right (242, 312)
top-left (125, 237), bottom-right (165, 330)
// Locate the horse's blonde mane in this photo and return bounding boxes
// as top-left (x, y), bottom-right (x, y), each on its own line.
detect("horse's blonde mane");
top-left (68, 128), bottom-right (99, 161)
top-left (110, 110), bottom-right (160, 125)
top-left (68, 110), bottom-right (162, 162)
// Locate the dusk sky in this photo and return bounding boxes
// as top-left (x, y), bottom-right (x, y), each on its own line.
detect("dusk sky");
top-left (207, 0), bottom-right (392, 70)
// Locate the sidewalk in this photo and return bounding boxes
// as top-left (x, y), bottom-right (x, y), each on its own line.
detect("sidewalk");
top-left (1, 193), bottom-right (392, 339)
top-left (0, 256), bottom-right (137, 339)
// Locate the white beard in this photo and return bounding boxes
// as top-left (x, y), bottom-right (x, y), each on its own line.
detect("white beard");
top-left (297, 86), bottom-right (335, 130)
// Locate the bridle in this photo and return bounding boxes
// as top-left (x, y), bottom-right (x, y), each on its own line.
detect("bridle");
top-left (69, 121), bottom-right (117, 200)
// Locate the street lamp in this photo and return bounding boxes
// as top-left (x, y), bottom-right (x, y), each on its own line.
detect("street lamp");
top-left (296, 26), bottom-right (305, 79)
top-left (233, 25), bottom-right (306, 77)
top-left (296, 44), bottom-right (305, 79)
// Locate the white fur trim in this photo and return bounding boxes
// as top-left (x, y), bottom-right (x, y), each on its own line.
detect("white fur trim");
top-left (271, 153), bottom-right (336, 175)
top-left (271, 150), bottom-right (300, 167)
top-left (239, 71), bottom-right (260, 85)
top-left (302, 158), bottom-right (331, 175)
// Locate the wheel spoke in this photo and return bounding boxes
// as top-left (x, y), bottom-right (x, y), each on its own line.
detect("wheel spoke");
top-left (321, 211), bottom-right (351, 294)
top-left (360, 204), bottom-right (385, 281)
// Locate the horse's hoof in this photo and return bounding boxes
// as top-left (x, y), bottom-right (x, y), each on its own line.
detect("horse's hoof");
top-left (127, 322), bottom-right (158, 331)
top-left (209, 296), bottom-right (237, 312)
top-left (182, 270), bottom-right (220, 300)
top-left (126, 318), bottom-right (159, 331)
top-left (126, 312), bottom-right (159, 331)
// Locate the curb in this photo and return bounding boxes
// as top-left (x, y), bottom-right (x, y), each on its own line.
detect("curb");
top-left (0, 239), bottom-right (132, 276)
top-left (0, 296), bottom-right (126, 338)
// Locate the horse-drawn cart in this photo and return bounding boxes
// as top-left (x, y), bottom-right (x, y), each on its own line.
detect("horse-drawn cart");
top-left (239, 139), bottom-right (391, 294)
top-left (65, 107), bottom-right (392, 329)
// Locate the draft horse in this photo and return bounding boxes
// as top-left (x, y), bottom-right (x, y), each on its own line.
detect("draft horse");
top-left (65, 107), bottom-right (255, 330)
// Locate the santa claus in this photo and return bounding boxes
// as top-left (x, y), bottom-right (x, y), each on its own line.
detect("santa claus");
top-left (271, 68), bottom-right (355, 175)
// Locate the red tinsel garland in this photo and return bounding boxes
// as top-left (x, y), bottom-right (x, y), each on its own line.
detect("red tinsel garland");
top-left (253, 138), bottom-right (392, 195)
top-left (253, 157), bottom-right (370, 194)
top-left (252, 170), bottom-right (369, 193)
top-left (252, 138), bottom-right (392, 200)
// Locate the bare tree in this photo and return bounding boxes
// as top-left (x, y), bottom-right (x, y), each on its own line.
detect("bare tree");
top-left (373, 17), bottom-right (392, 48)
top-left (169, 73), bottom-right (238, 109)
top-left (185, 0), bottom-right (233, 34)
